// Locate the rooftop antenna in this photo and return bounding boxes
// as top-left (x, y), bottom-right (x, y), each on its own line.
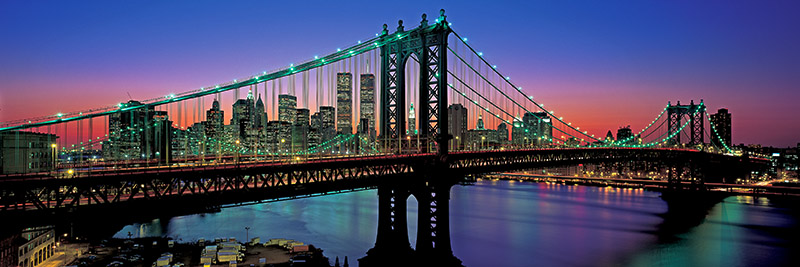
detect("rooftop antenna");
top-left (126, 92), bottom-right (133, 100)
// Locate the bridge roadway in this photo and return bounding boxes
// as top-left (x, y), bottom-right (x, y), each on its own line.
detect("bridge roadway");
top-left (0, 147), bottom-right (769, 213)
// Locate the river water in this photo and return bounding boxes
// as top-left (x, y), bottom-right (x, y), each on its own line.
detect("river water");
top-left (114, 180), bottom-right (799, 266)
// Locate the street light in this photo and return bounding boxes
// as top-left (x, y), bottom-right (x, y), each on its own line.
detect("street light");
top-left (481, 136), bottom-right (486, 150)
top-left (51, 144), bottom-right (57, 175)
top-left (281, 139), bottom-right (286, 161)
top-left (245, 226), bottom-right (250, 243)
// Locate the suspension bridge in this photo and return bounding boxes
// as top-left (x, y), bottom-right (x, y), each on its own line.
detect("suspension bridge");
top-left (0, 10), bottom-right (773, 266)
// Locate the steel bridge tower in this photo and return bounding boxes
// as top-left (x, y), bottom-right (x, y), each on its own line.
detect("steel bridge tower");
top-left (667, 100), bottom-right (705, 146)
top-left (364, 10), bottom-right (462, 267)
top-left (379, 10), bottom-right (451, 157)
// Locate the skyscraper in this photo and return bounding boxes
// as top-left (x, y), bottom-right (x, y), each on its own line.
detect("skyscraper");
top-left (360, 74), bottom-right (375, 134)
top-left (408, 103), bottom-right (416, 135)
top-left (105, 100), bottom-right (171, 160)
top-left (254, 94), bottom-right (267, 130)
top-left (320, 106), bottom-right (336, 141)
top-left (497, 122), bottom-right (509, 144)
top-left (448, 104), bottom-right (468, 149)
top-left (616, 126), bottom-right (633, 144)
top-left (523, 112), bottom-right (552, 146)
top-left (336, 73), bottom-right (353, 134)
top-left (710, 108), bottom-right (732, 147)
top-left (204, 99), bottom-right (225, 154)
top-left (279, 94), bottom-right (297, 124)
top-left (293, 108), bottom-right (310, 152)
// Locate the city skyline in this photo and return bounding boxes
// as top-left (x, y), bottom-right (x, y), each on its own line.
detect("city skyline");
top-left (1, 4), bottom-right (797, 267)
top-left (1, 1), bottom-right (799, 147)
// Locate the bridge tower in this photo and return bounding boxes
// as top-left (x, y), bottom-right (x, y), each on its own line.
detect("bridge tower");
top-left (379, 10), bottom-right (451, 156)
top-left (667, 100), bottom-right (705, 146)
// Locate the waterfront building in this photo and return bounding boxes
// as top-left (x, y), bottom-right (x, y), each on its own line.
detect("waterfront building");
top-left (0, 131), bottom-right (58, 174)
top-left (710, 108), bottom-right (732, 147)
top-left (336, 73), bottom-right (353, 134)
top-left (0, 227), bottom-right (55, 267)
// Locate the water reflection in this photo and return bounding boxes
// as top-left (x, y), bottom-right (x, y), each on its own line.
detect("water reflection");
top-left (114, 180), bottom-right (799, 266)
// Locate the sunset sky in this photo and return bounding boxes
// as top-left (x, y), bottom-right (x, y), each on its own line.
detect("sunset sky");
top-left (1, 0), bottom-right (798, 147)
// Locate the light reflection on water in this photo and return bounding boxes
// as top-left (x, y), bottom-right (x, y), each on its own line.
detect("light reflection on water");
top-left (115, 180), bottom-right (798, 266)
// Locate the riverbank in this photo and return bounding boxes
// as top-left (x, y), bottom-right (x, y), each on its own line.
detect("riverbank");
top-left (54, 236), bottom-right (330, 267)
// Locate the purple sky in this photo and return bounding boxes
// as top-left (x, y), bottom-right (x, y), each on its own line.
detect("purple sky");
top-left (1, 0), bottom-right (798, 147)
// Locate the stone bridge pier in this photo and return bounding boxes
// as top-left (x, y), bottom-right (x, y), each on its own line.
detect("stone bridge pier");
top-left (360, 167), bottom-right (463, 267)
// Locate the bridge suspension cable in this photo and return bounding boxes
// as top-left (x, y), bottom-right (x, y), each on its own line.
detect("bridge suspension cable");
top-left (446, 45), bottom-right (596, 145)
top-left (450, 30), bottom-right (603, 143)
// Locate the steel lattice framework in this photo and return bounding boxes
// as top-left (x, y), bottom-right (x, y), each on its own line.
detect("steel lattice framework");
top-left (380, 12), bottom-right (450, 156)
top-left (667, 100), bottom-right (706, 145)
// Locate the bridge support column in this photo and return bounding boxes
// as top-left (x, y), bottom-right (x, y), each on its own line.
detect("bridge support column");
top-left (361, 185), bottom-right (413, 266)
top-left (413, 178), bottom-right (461, 266)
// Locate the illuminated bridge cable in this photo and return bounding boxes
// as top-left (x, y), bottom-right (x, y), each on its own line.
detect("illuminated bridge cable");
top-left (606, 104), bottom-right (669, 146)
top-left (444, 50), bottom-right (591, 144)
top-left (406, 54), bottom-right (571, 144)
top-left (599, 106), bottom-right (669, 147)
top-left (447, 81), bottom-right (565, 145)
top-left (1, 29), bottom-right (425, 132)
top-left (640, 104), bottom-right (704, 148)
top-left (450, 30), bottom-right (602, 143)
top-left (448, 74), bottom-right (576, 144)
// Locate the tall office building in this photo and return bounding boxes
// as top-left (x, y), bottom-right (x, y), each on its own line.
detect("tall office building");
top-left (293, 108), bottom-right (310, 152)
top-left (105, 100), bottom-right (170, 160)
top-left (310, 112), bottom-right (322, 130)
top-left (204, 99), bottom-right (224, 154)
top-left (278, 94), bottom-right (297, 124)
top-left (616, 126), bottom-right (633, 144)
top-left (408, 103), bottom-right (416, 135)
top-left (497, 123), bottom-right (509, 144)
top-left (254, 94), bottom-right (267, 130)
top-left (360, 74), bottom-right (376, 134)
top-left (231, 90), bottom-right (255, 126)
top-left (511, 117), bottom-right (525, 145)
top-left (710, 108), bottom-right (732, 147)
top-left (448, 104), bottom-right (468, 148)
top-left (447, 104), bottom-right (468, 144)
top-left (309, 112), bottom-right (322, 149)
top-left (336, 73), bottom-right (353, 134)
top-left (320, 106), bottom-right (336, 141)
top-left (523, 112), bottom-right (552, 146)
